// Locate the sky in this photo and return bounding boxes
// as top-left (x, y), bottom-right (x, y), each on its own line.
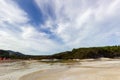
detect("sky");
top-left (0, 0), bottom-right (120, 55)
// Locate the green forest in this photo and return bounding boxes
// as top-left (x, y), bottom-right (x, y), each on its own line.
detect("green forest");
top-left (52, 46), bottom-right (120, 59)
top-left (0, 46), bottom-right (120, 60)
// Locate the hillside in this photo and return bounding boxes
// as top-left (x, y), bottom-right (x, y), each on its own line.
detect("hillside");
top-left (0, 50), bottom-right (30, 59)
top-left (0, 46), bottom-right (120, 60)
top-left (52, 46), bottom-right (120, 59)
top-left (0, 50), bottom-right (51, 60)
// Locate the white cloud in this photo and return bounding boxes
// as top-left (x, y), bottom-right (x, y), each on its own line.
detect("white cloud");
top-left (0, 0), bottom-right (29, 25)
top-left (35, 0), bottom-right (120, 50)
top-left (0, 0), bottom-right (120, 55)
top-left (0, 0), bottom-right (60, 55)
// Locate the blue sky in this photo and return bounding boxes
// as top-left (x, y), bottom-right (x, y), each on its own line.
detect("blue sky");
top-left (0, 0), bottom-right (120, 55)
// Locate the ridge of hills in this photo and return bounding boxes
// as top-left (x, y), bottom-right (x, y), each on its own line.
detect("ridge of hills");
top-left (0, 46), bottom-right (120, 60)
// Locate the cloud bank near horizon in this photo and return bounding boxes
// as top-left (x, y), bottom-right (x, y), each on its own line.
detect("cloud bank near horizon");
top-left (0, 0), bottom-right (120, 55)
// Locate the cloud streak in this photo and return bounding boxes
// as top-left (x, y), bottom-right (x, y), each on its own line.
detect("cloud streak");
top-left (0, 0), bottom-right (120, 55)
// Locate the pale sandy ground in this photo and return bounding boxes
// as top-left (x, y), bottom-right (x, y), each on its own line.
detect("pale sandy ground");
top-left (20, 58), bottom-right (120, 80)
top-left (1, 59), bottom-right (120, 80)
top-left (0, 60), bottom-right (65, 80)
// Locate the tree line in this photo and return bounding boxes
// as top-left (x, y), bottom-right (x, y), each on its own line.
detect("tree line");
top-left (0, 46), bottom-right (120, 60)
top-left (52, 46), bottom-right (120, 59)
